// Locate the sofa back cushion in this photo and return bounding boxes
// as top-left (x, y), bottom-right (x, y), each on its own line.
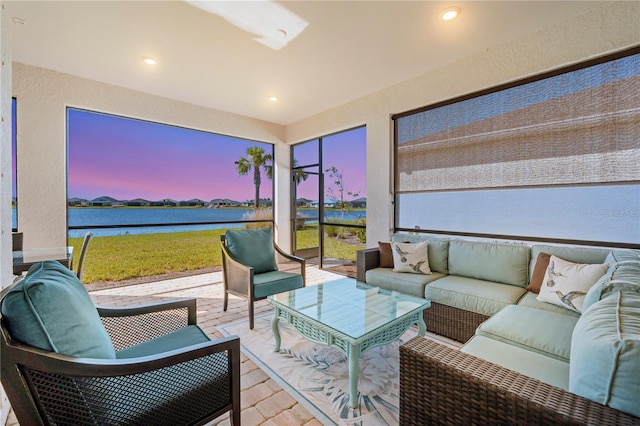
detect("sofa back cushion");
top-left (583, 249), bottom-right (640, 312)
top-left (391, 233), bottom-right (449, 274)
top-left (570, 291), bottom-right (640, 417)
top-left (448, 239), bottom-right (530, 287)
top-left (1, 261), bottom-right (116, 359)
top-left (225, 228), bottom-right (278, 274)
top-left (529, 244), bottom-right (610, 283)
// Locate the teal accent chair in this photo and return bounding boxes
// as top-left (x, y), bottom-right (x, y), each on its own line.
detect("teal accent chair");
top-left (1, 261), bottom-right (241, 426)
top-left (220, 228), bottom-right (305, 329)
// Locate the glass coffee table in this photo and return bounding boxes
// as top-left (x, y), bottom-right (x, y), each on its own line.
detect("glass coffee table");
top-left (268, 278), bottom-right (430, 408)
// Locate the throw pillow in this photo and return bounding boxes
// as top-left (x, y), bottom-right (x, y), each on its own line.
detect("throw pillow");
top-left (536, 255), bottom-right (608, 313)
top-left (526, 252), bottom-right (551, 293)
top-left (1, 260), bottom-right (116, 359)
top-left (378, 242), bottom-right (394, 268)
top-left (391, 241), bottom-right (431, 274)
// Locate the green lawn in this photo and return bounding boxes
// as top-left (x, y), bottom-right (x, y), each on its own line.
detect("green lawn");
top-left (71, 225), bottom-right (365, 283)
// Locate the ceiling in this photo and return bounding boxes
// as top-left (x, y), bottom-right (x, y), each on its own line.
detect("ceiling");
top-left (6, 1), bottom-right (608, 125)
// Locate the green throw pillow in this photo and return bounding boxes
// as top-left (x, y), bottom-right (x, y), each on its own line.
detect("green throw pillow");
top-left (225, 228), bottom-right (278, 274)
top-left (1, 260), bottom-right (116, 359)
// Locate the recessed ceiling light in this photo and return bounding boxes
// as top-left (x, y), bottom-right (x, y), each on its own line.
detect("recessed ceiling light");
top-left (440, 6), bottom-right (461, 21)
top-left (268, 96), bottom-right (279, 102)
top-left (142, 56), bottom-right (157, 65)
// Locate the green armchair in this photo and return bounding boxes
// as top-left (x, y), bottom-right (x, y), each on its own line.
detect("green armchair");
top-left (1, 261), bottom-right (241, 426)
top-left (220, 228), bottom-right (305, 329)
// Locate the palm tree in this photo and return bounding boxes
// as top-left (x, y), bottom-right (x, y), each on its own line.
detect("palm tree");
top-left (292, 159), bottom-right (309, 187)
top-left (235, 146), bottom-right (273, 208)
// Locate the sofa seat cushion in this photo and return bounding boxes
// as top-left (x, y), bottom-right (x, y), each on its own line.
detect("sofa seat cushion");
top-left (424, 276), bottom-right (526, 317)
top-left (365, 268), bottom-right (445, 298)
top-left (476, 305), bottom-right (578, 362)
top-left (116, 325), bottom-right (210, 359)
top-left (570, 291), bottom-right (640, 418)
top-left (461, 335), bottom-right (570, 391)
top-left (448, 239), bottom-right (530, 287)
top-left (516, 291), bottom-right (580, 318)
top-left (253, 271), bottom-right (304, 298)
top-left (1, 260), bottom-right (115, 359)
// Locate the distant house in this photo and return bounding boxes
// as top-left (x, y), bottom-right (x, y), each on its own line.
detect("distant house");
top-left (179, 199), bottom-right (205, 207)
top-left (163, 199), bottom-right (177, 207)
top-left (210, 198), bottom-right (240, 207)
top-left (296, 198), bottom-right (313, 207)
top-left (239, 198), bottom-right (272, 207)
top-left (309, 199), bottom-right (336, 208)
top-left (351, 197), bottom-right (367, 208)
top-left (126, 198), bottom-right (151, 207)
top-left (91, 196), bottom-right (120, 206)
top-left (68, 197), bottom-right (89, 207)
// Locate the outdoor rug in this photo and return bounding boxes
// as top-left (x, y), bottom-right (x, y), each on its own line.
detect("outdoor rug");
top-left (219, 312), bottom-right (460, 425)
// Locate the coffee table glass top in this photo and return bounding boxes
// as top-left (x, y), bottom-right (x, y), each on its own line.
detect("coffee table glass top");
top-left (268, 278), bottom-right (430, 339)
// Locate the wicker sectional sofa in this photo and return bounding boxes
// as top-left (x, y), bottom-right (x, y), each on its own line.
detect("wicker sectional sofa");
top-left (356, 233), bottom-right (640, 424)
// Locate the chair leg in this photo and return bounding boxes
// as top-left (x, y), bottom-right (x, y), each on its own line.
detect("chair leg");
top-left (223, 288), bottom-right (228, 312)
top-left (249, 298), bottom-right (255, 330)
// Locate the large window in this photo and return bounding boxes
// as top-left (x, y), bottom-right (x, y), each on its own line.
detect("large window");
top-left (394, 48), bottom-right (639, 247)
top-left (67, 108), bottom-right (274, 238)
top-left (291, 126), bottom-right (366, 276)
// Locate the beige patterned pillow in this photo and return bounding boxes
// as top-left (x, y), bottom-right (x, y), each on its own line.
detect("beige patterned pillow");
top-left (391, 241), bottom-right (431, 274)
top-left (536, 255), bottom-right (608, 313)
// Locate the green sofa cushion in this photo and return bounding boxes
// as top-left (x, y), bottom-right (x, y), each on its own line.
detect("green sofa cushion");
top-left (365, 268), bottom-right (445, 298)
top-left (116, 325), bottom-right (210, 359)
top-left (253, 271), bottom-right (303, 298)
top-left (570, 291), bottom-right (640, 417)
top-left (1, 260), bottom-right (115, 359)
top-left (424, 276), bottom-right (526, 317)
top-left (583, 250), bottom-right (640, 312)
top-left (476, 305), bottom-right (578, 362)
top-left (391, 233), bottom-right (450, 274)
top-left (462, 335), bottom-right (570, 391)
top-left (448, 239), bottom-right (530, 287)
top-left (225, 228), bottom-right (278, 274)
top-left (516, 291), bottom-right (580, 318)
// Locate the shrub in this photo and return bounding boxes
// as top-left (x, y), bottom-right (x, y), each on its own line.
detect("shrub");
top-left (243, 208), bottom-right (273, 229)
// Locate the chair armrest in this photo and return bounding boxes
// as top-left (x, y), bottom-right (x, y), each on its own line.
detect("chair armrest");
top-left (400, 336), bottom-right (638, 425)
top-left (274, 243), bottom-right (306, 284)
top-left (357, 247), bottom-right (381, 282)
top-left (97, 298), bottom-right (197, 350)
top-left (220, 241), bottom-right (253, 297)
top-left (2, 330), bottom-right (241, 426)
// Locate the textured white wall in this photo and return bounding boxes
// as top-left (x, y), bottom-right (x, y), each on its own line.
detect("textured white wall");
top-left (12, 64), bottom-right (288, 249)
top-left (285, 1), bottom-right (640, 247)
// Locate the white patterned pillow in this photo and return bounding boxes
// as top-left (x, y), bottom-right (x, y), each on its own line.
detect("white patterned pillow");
top-left (391, 241), bottom-right (431, 274)
top-left (536, 255), bottom-right (608, 313)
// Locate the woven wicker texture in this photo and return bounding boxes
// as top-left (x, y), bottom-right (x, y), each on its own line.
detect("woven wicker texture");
top-left (101, 307), bottom-right (190, 351)
top-left (25, 352), bottom-right (231, 425)
top-left (424, 302), bottom-right (489, 343)
top-left (399, 336), bottom-right (639, 425)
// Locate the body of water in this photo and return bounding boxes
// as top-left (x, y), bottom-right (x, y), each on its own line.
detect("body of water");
top-left (12, 208), bottom-right (366, 238)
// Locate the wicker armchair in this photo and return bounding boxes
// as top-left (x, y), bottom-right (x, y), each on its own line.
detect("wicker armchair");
top-left (400, 336), bottom-right (639, 425)
top-left (1, 296), bottom-right (241, 426)
top-left (221, 228), bottom-right (305, 329)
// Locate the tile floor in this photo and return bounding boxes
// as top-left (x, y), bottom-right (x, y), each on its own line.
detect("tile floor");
top-left (6, 263), bottom-right (343, 426)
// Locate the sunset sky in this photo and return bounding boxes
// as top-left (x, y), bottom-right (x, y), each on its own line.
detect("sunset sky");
top-left (66, 109), bottom-right (366, 202)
